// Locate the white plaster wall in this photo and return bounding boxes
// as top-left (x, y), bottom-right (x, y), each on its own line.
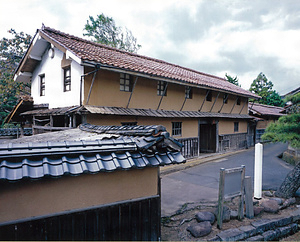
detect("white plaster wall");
top-left (31, 47), bottom-right (83, 109)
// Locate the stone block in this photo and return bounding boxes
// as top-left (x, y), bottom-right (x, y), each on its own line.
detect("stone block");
top-left (239, 225), bottom-right (257, 238)
top-left (269, 197), bottom-right (284, 205)
top-left (262, 230), bottom-right (278, 241)
top-left (207, 235), bottom-right (221, 241)
top-left (290, 208), bottom-right (300, 222)
top-left (251, 219), bottom-right (276, 233)
top-left (253, 206), bottom-right (264, 216)
top-left (195, 211), bottom-right (216, 225)
top-left (247, 235), bottom-right (264, 241)
top-left (261, 199), bottom-right (280, 213)
top-left (217, 228), bottom-right (246, 241)
top-left (273, 216), bottom-right (293, 227)
top-left (187, 221), bottom-right (212, 238)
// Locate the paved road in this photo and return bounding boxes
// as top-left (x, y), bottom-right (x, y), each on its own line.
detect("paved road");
top-left (161, 143), bottom-right (292, 217)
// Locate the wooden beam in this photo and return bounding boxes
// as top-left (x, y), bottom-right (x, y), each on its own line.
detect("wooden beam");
top-left (210, 92), bottom-right (220, 112)
top-left (199, 90), bottom-right (210, 112)
top-left (126, 76), bottom-right (138, 108)
top-left (239, 99), bottom-right (247, 114)
top-left (86, 70), bottom-right (98, 105)
top-left (218, 94), bottom-right (228, 113)
top-left (157, 82), bottom-right (168, 110)
top-left (230, 96), bottom-right (239, 114)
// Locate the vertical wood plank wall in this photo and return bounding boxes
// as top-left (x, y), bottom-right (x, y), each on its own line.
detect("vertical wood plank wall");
top-left (0, 196), bottom-right (160, 241)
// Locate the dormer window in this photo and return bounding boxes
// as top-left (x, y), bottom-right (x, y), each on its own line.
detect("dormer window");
top-left (63, 66), bottom-right (71, 92)
top-left (185, 87), bottom-right (192, 99)
top-left (120, 73), bottom-right (132, 92)
top-left (39, 74), bottom-right (45, 96)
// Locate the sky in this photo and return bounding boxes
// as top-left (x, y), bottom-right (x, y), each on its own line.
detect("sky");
top-left (1, 0), bottom-right (299, 95)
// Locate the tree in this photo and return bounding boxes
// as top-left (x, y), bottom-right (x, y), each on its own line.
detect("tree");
top-left (83, 13), bottom-right (141, 53)
top-left (249, 72), bottom-right (284, 107)
top-left (262, 92), bottom-right (300, 198)
top-left (0, 29), bottom-right (31, 126)
top-left (225, 73), bottom-right (240, 86)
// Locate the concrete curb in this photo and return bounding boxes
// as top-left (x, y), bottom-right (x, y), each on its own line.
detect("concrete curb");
top-left (160, 148), bottom-right (251, 175)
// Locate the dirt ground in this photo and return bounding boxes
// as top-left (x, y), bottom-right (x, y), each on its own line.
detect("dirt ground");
top-left (161, 195), bottom-right (300, 241)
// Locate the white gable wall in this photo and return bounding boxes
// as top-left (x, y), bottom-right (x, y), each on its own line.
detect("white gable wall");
top-left (31, 46), bottom-right (83, 109)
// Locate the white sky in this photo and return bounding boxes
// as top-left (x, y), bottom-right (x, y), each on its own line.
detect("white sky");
top-left (1, 0), bottom-right (300, 95)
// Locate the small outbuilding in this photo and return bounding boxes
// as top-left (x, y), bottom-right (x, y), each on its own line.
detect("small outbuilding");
top-left (0, 124), bottom-right (185, 241)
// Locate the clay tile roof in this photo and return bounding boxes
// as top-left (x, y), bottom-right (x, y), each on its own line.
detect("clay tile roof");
top-left (0, 124), bottom-right (185, 181)
top-left (249, 103), bottom-right (286, 117)
top-left (40, 26), bottom-right (259, 99)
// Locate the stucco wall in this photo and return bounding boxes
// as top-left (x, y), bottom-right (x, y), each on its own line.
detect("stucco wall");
top-left (87, 115), bottom-right (199, 139)
top-left (219, 120), bottom-right (248, 135)
top-left (83, 69), bottom-right (249, 115)
top-left (0, 167), bottom-right (158, 224)
top-left (256, 118), bottom-right (277, 129)
top-left (31, 47), bottom-right (83, 108)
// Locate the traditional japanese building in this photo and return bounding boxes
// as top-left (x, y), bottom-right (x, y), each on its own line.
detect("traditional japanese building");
top-left (12, 25), bottom-right (260, 158)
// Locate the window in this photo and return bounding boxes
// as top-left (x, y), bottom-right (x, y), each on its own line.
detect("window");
top-left (120, 73), bottom-right (132, 92)
top-left (223, 93), bottom-right (228, 104)
top-left (185, 86), bottom-right (192, 99)
top-left (172, 122), bottom-right (182, 136)
top-left (157, 81), bottom-right (167, 96)
top-left (234, 122), bottom-right (239, 132)
top-left (121, 122), bottom-right (137, 126)
top-left (63, 66), bottom-right (71, 92)
top-left (237, 97), bottom-right (241, 105)
top-left (206, 90), bottom-right (212, 101)
top-left (39, 74), bottom-right (45, 96)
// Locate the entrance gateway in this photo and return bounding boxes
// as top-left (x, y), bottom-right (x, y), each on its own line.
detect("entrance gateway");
top-left (199, 119), bottom-right (218, 153)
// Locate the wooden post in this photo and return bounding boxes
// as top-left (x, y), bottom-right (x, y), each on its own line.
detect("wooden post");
top-left (217, 168), bottom-right (225, 229)
top-left (244, 176), bottom-right (254, 219)
top-left (238, 165), bottom-right (246, 220)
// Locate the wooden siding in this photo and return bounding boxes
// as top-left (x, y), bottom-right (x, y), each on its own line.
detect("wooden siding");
top-left (0, 196), bottom-right (160, 241)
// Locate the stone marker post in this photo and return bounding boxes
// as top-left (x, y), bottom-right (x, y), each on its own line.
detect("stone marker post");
top-left (254, 143), bottom-right (263, 199)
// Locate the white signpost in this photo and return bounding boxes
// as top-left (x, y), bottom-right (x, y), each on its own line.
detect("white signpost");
top-left (254, 143), bottom-right (263, 199)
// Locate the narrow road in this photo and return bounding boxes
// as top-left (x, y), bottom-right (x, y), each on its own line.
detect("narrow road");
top-left (161, 143), bottom-right (292, 217)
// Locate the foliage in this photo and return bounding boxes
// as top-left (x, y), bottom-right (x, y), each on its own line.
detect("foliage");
top-left (262, 92), bottom-right (300, 148)
top-left (225, 73), bottom-right (240, 86)
top-left (284, 93), bottom-right (300, 114)
top-left (0, 29), bottom-right (31, 126)
top-left (261, 113), bottom-right (300, 148)
top-left (83, 13), bottom-right (141, 53)
top-left (249, 72), bottom-right (284, 107)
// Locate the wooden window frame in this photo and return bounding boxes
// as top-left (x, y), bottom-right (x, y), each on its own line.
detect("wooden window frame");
top-left (172, 122), bottom-right (182, 136)
top-left (120, 73), bottom-right (132, 92)
top-left (157, 81), bottom-right (167, 96)
top-left (63, 66), bottom-right (71, 92)
top-left (234, 122), bottom-right (239, 132)
top-left (185, 86), bottom-right (193, 99)
top-left (39, 74), bottom-right (45, 96)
